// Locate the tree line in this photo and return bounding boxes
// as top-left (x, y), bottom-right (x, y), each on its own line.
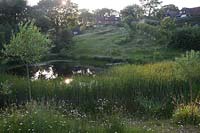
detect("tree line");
top-left (0, 0), bottom-right (198, 54)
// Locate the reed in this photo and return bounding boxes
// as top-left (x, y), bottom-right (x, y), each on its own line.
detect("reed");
top-left (1, 61), bottom-right (199, 118)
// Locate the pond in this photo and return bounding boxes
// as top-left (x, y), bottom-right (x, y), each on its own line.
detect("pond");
top-left (5, 61), bottom-right (104, 80)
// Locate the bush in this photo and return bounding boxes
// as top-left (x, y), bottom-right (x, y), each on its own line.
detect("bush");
top-left (173, 104), bottom-right (200, 125)
top-left (175, 50), bottom-right (200, 102)
top-left (169, 26), bottom-right (200, 50)
top-left (136, 23), bottom-right (161, 39)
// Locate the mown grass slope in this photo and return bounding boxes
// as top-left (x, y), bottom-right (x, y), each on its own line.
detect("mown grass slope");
top-left (66, 25), bottom-right (182, 65)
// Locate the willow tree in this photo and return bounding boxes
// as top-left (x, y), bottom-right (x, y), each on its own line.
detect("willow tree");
top-left (3, 21), bottom-right (51, 100)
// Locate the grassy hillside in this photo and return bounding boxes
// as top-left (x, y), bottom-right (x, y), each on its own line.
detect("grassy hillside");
top-left (65, 25), bottom-right (182, 65)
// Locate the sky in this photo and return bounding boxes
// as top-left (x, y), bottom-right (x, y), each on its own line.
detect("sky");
top-left (28, 0), bottom-right (200, 11)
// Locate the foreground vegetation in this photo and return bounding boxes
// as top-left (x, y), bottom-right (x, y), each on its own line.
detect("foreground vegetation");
top-left (1, 102), bottom-right (200, 133)
top-left (0, 102), bottom-right (199, 133)
top-left (1, 55), bottom-right (200, 132)
top-left (1, 55), bottom-right (200, 116)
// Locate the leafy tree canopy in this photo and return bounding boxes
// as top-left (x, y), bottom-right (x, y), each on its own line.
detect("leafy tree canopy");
top-left (120, 4), bottom-right (144, 21)
top-left (79, 9), bottom-right (94, 25)
top-left (140, 0), bottom-right (162, 17)
top-left (35, 0), bottom-right (79, 29)
top-left (3, 21), bottom-right (51, 64)
top-left (0, 0), bottom-right (29, 25)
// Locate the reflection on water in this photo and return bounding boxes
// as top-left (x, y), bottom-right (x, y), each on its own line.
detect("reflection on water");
top-left (72, 68), bottom-right (94, 76)
top-left (32, 65), bottom-right (96, 81)
top-left (64, 78), bottom-right (73, 84)
top-left (32, 66), bottom-right (58, 80)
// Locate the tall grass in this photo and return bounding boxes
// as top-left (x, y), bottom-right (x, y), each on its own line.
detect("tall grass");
top-left (0, 102), bottom-right (146, 133)
top-left (0, 102), bottom-right (105, 133)
top-left (0, 61), bottom-right (199, 118)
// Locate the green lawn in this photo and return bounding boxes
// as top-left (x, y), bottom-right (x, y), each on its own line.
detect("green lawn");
top-left (64, 25), bottom-right (182, 65)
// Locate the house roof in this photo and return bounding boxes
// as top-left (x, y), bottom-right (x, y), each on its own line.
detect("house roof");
top-left (181, 7), bottom-right (200, 16)
top-left (165, 10), bottom-right (179, 17)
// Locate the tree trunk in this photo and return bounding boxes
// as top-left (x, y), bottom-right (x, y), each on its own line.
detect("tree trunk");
top-left (26, 64), bottom-right (31, 101)
top-left (148, 7), bottom-right (152, 17)
top-left (189, 80), bottom-right (193, 103)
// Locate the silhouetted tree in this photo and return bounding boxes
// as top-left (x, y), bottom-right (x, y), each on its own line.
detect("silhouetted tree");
top-left (31, 0), bottom-right (79, 53)
top-left (120, 4), bottom-right (144, 24)
top-left (140, 0), bottom-right (162, 17)
top-left (157, 4), bottom-right (179, 19)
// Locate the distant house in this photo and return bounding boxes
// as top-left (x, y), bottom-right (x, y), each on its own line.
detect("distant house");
top-left (180, 7), bottom-right (200, 17)
top-left (164, 10), bottom-right (179, 18)
top-left (96, 15), bottom-right (121, 25)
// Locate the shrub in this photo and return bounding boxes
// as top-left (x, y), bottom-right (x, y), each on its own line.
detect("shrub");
top-left (3, 21), bottom-right (52, 100)
top-left (173, 104), bottom-right (200, 125)
top-left (169, 26), bottom-right (200, 50)
top-left (136, 23), bottom-right (161, 39)
top-left (159, 17), bottom-right (176, 45)
top-left (175, 50), bottom-right (200, 102)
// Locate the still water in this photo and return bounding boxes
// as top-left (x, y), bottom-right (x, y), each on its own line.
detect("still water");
top-left (7, 62), bottom-right (102, 80)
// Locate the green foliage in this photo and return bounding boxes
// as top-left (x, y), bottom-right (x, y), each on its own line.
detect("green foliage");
top-left (140, 0), bottom-right (162, 17)
top-left (0, 0), bottom-right (28, 25)
top-left (160, 17), bottom-right (175, 30)
top-left (0, 80), bottom-right (12, 96)
top-left (68, 25), bottom-right (181, 65)
top-left (0, 102), bottom-right (187, 133)
top-left (1, 61), bottom-right (197, 118)
top-left (31, 0), bottom-right (79, 53)
top-left (169, 26), bottom-right (200, 50)
top-left (79, 9), bottom-right (94, 25)
top-left (3, 21), bottom-right (51, 64)
top-left (136, 23), bottom-right (161, 39)
top-left (159, 17), bottom-right (176, 45)
top-left (52, 28), bottom-right (73, 53)
top-left (0, 23), bottom-right (13, 50)
top-left (175, 50), bottom-right (200, 82)
top-left (120, 4), bottom-right (144, 23)
top-left (173, 104), bottom-right (200, 125)
top-left (175, 50), bottom-right (200, 102)
top-left (37, 0), bottom-right (79, 29)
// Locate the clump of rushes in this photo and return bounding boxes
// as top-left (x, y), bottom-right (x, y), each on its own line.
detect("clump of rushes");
top-left (173, 103), bottom-right (200, 125)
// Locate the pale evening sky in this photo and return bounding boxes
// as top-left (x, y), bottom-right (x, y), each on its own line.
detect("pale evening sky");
top-left (28, 0), bottom-right (200, 11)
